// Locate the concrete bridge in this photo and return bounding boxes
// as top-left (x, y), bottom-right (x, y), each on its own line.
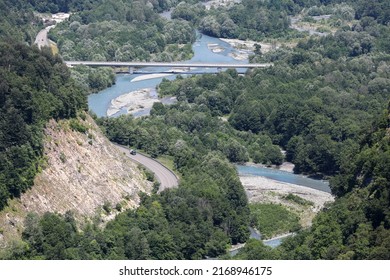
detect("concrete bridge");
top-left (64, 61), bottom-right (272, 73)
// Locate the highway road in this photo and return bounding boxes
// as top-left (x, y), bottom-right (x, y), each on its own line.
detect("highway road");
top-left (34, 27), bottom-right (49, 49)
top-left (34, 25), bottom-right (56, 49)
top-left (114, 144), bottom-right (179, 193)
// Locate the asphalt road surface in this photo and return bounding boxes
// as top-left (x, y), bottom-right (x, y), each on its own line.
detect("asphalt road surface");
top-left (34, 26), bottom-right (56, 49)
top-left (34, 28), bottom-right (49, 48)
top-left (114, 144), bottom-right (179, 192)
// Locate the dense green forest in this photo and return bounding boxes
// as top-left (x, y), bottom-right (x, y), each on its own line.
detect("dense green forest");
top-left (70, 65), bottom-right (116, 93)
top-left (49, 0), bottom-right (195, 62)
top-left (232, 104), bottom-right (390, 259)
top-left (0, 0), bottom-right (87, 211)
top-left (101, 72), bottom-right (283, 165)
top-left (0, 43), bottom-right (86, 211)
top-left (198, 0), bottom-right (292, 40)
top-left (172, 0), bottom-right (390, 40)
top-left (0, 0), bottom-right (42, 43)
top-left (172, 0), bottom-right (293, 40)
top-left (28, 0), bottom-right (173, 14)
top-left (156, 48), bottom-right (389, 178)
top-left (0, 0), bottom-right (389, 260)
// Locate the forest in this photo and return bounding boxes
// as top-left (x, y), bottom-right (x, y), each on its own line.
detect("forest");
top-left (0, 42), bottom-right (86, 211)
top-left (0, 0), bottom-right (389, 260)
top-left (232, 104), bottom-right (390, 259)
top-left (49, 0), bottom-right (195, 62)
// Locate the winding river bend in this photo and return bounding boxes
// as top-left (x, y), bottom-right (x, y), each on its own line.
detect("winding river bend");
top-left (88, 33), bottom-right (331, 249)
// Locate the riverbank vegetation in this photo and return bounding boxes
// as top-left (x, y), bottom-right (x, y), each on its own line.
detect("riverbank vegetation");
top-left (70, 65), bottom-right (116, 93)
top-left (48, 0), bottom-right (195, 62)
top-left (250, 203), bottom-right (301, 239)
top-left (228, 104), bottom-right (390, 260)
top-left (281, 106), bottom-right (390, 259)
top-left (99, 83), bottom-right (284, 166)
top-left (0, 0), bottom-right (389, 260)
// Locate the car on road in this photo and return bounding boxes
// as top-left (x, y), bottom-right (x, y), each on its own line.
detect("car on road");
top-left (130, 149), bottom-right (136, 155)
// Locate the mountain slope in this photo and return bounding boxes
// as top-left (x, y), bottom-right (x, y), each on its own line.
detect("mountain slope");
top-left (0, 114), bottom-right (151, 247)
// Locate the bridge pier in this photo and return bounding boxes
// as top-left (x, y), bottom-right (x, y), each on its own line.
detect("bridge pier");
top-left (128, 66), bottom-right (134, 74)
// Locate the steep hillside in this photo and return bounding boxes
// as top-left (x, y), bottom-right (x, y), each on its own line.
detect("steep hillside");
top-left (0, 114), bottom-right (151, 247)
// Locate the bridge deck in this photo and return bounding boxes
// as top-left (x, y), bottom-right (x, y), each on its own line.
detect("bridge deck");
top-left (65, 61), bottom-right (272, 68)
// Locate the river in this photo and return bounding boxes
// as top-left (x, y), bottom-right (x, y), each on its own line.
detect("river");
top-left (236, 165), bottom-right (331, 193)
top-left (88, 32), bottom-right (330, 250)
top-left (88, 32), bottom-right (250, 118)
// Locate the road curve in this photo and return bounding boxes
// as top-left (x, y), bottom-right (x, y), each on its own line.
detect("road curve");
top-left (114, 144), bottom-right (179, 193)
top-left (34, 26), bottom-right (56, 49)
top-left (34, 28), bottom-right (49, 49)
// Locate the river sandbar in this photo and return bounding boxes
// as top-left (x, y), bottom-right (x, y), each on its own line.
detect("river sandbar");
top-left (107, 88), bottom-right (160, 117)
top-left (220, 38), bottom-right (276, 54)
top-left (240, 175), bottom-right (334, 227)
top-left (207, 43), bottom-right (225, 53)
top-left (131, 74), bottom-right (173, 82)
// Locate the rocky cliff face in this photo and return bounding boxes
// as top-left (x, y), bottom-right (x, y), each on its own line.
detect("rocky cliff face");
top-left (0, 114), bottom-right (150, 247)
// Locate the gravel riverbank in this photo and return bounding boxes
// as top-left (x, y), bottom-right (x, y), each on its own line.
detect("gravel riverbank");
top-left (107, 88), bottom-right (158, 117)
top-left (240, 175), bottom-right (334, 228)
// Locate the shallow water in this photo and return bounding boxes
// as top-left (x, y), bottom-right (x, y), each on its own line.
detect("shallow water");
top-left (236, 165), bottom-right (331, 193)
top-left (88, 33), bottom-right (250, 117)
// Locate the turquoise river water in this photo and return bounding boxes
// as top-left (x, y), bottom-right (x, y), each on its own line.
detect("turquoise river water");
top-left (88, 33), bottom-right (331, 250)
top-left (88, 33), bottom-right (250, 117)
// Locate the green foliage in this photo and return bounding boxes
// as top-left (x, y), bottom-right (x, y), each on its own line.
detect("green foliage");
top-left (143, 168), bottom-right (155, 182)
top-left (115, 202), bottom-right (122, 212)
top-left (172, 2), bottom-right (206, 24)
top-left (249, 135), bottom-right (284, 165)
top-left (0, 42), bottom-right (86, 210)
top-left (178, 0), bottom-right (298, 40)
top-left (19, 212), bottom-right (79, 260)
top-left (250, 203), bottom-right (301, 239)
top-left (3, 0), bottom-right (390, 261)
top-left (103, 201), bottom-right (112, 214)
top-left (71, 66), bottom-right (116, 93)
top-left (59, 152), bottom-right (66, 163)
top-left (28, 0), bottom-right (95, 13)
top-left (0, 0), bottom-right (41, 44)
top-left (231, 37), bottom-right (389, 177)
top-left (232, 239), bottom-right (279, 260)
top-left (69, 119), bottom-right (88, 133)
top-left (273, 106), bottom-right (390, 260)
top-left (49, 1), bottom-right (195, 62)
top-left (283, 194), bottom-right (314, 206)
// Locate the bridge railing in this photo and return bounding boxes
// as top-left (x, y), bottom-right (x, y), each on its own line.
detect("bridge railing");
top-left (64, 61), bottom-right (273, 69)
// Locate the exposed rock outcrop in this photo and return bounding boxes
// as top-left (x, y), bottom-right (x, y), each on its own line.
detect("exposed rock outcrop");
top-left (0, 114), bottom-right (151, 247)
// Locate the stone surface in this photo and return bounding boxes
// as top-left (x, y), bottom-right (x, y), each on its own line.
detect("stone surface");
top-left (0, 114), bottom-right (151, 247)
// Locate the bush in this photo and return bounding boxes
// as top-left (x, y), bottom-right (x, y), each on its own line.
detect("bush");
top-left (283, 194), bottom-right (314, 206)
top-left (250, 203), bottom-right (301, 239)
top-left (103, 201), bottom-right (112, 214)
top-left (69, 119), bottom-right (88, 134)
